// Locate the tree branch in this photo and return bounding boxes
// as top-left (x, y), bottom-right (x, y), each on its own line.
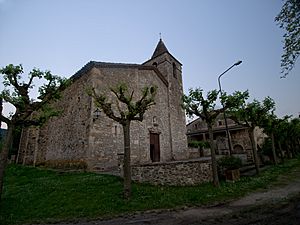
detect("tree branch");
top-left (0, 114), bottom-right (11, 126)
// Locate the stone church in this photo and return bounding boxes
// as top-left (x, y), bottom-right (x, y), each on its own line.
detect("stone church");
top-left (17, 39), bottom-right (188, 172)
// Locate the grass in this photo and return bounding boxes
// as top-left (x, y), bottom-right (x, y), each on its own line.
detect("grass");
top-left (1, 156), bottom-right (300, 225)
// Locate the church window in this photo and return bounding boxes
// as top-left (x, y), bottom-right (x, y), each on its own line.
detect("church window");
top-left (153, 116), bottom-right (158, 126)
top-left (173, 62), bottom-right (177, 78)
top-left (150, 86), bottom-right (156, 94)
top-left (152, 62), bottom-right (158, 67)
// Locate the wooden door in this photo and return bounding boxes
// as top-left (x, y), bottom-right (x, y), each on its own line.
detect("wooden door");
top-left (150, 133), bottom-right (160, 162)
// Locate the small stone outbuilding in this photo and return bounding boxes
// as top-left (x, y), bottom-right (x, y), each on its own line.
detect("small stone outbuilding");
top-left (187, 115), bottom-right (267, 162)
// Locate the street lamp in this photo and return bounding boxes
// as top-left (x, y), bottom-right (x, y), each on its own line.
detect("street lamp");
top-left (218, 60), bottom-right (242, 155)
top-left (93, 108), bottom-right (101, 122)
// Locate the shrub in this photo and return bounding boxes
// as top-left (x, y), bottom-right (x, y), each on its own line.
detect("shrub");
top-left (218, 156), bottom-right (242, 170)
top-left (188, 140), bottom-right (209, 148)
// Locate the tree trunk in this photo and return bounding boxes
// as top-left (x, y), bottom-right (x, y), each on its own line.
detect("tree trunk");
top-left (248, 127), bottom-right (260, 175)
top-left (0, 97), bottom-right (2, 129)
top-left (271, 132), bottom-right (278, 165)
top-left (285, 141), bottom-right (292, 158)
top-left (122, 122), bottom-right (131, 199)
top-left (208, 123), bottom-right (219, 187)
top-left (278, 141), bottom-right (284, 163)
top-left (0, 123), bottom-right (14, 201)
top-left (291, 141), bottom-right (297, 157)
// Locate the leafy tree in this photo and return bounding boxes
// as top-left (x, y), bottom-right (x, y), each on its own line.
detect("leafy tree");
top-left (276, 116), bottom-right (290, 160)
top-left (262, 114), bottom-right (300, 163)
top-left (273, 116), bottom-right (294, 159)
top-left (182, 88), bottom-right (248, 187)
top-left (275, 0), bottom-right (300, 78)
top-left (288, 118), bottom-right (300, 155)
top-left (0, 64), bottom-right (67, 201)
top-left (229, 97), bottom-right (275, 174)
top-left (261, 113), bottom-right (279, 165)
top-left (0, 97), bottom-right (2, 128)
top-left (88, 83), bottom-right (157, 199)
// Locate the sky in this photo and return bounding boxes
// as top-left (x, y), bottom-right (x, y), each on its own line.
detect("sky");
top-left (0, 0), bottom-right (299, 128)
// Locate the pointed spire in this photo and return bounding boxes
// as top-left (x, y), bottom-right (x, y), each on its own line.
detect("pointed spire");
top-left (151, 38), bottom-right (169, 59)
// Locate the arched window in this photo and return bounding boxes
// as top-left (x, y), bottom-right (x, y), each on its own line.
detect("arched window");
top-left (152, 62), bottom-right (158, 67)
top-left (172, 62), bottom-right (177, 78)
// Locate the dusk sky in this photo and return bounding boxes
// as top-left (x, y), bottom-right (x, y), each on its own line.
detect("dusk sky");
top-left (0, 0), bottom-right (299, 127)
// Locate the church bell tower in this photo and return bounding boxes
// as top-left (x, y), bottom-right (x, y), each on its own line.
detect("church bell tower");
top-left (143, 39), bottom-right (187, 160)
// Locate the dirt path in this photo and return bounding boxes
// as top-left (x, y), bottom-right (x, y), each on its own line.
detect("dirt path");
top-left (55, 169), bottom-right (300, 225)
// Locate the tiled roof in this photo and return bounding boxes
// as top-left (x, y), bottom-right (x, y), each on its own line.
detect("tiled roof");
top-left (71, 61), bottom-right (140, 80)
top-left (70, 61), bottom-right (168, 86)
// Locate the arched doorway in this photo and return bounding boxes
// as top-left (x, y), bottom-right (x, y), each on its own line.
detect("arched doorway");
top-left (233, 144), bottom-right (244, 154)
top-left (150, 133), bottom-right (160, 162)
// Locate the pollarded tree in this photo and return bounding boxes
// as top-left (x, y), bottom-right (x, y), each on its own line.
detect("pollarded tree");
top-left (229, 97), bottom-right (275, 175)
top-left (88, 83), bottom-right (157, 199)
top-left (275, 0), bottom-right (300, 78)
top-left (0, 64), bottom-right (68, 201)
top-left (182, 88), bottom-right (249, 187)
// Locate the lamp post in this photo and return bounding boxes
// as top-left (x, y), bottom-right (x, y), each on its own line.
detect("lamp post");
top-left (218, 60), bottom-right (242, 155)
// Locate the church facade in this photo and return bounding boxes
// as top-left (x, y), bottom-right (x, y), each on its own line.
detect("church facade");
top-left (17, 39), bottom-right (188, 171)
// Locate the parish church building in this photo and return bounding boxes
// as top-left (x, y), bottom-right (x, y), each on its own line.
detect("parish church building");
top-left (17, 39), bottom-right (189, 172)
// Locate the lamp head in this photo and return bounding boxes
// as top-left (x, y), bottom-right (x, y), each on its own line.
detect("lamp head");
top-left (234, 60), bottom-right (242, 66)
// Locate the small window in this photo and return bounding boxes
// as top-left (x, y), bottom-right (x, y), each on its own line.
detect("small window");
top-left (152, 62), bottom-right (158, 67)
top-left (172, 62), bottom-right (177, 78)
top-left (153, 116), bottom-right (158, 126)
top-left (114, 125), bottom-right (118, 135)
top-left (218, 121), bottom-right (222, 126)
top-left (153, 116), bottom-right (157, 124)
top-left (112, 125), bottom-right (118, 135)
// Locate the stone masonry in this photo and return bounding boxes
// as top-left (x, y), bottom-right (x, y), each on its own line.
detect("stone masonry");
top-left (186, 115), bottom-right (267, 162)
top-left (131, 158), bottom-right (212, 186)
top-left (17, 39), bottom-right (189, 173)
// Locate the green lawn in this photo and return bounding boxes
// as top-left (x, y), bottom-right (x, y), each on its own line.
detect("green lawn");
top-left (1, 157), bottom-right (300, 225)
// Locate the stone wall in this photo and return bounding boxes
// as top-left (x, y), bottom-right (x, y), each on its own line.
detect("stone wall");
top-left (131, 158), bottom-right (212, 186)
top-left (87, 65), bottom-right (174, 171)
top-left (18, 71), bottom-right (92, 166)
